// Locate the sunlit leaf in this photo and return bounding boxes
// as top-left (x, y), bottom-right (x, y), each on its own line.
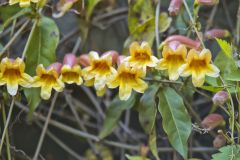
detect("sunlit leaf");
top-left (216, 38), bottom-right (233, 58)
top-left (99, 94), bottom-right (137, 139)
top-left (211, 145), bottom-right (240, 160)
top-left (158, 87), bottom-right (192, 158)
top-left (226, 69), bottom-right (240, 81)
top-left (138, 84), bottom-right (160, 134)
top-left (23, 17), bottom-right (59, 117)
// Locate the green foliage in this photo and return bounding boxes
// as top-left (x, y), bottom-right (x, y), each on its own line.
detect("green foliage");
top-left (211, 145), bottom-right (240, 160)
top-left (138, 84), bottom-right (160, 134)
top-left (126, 155), bottom-right (150, 160)
top-left (216, 38), bottom-right (233, 58)
top-left (226, 70), bottom-right (240, 81)
top-left (0, 5), bottom-right (22, 21)
top-left (99, 94), bottom-right (137, 139)
top-left (23, 16), bottom-right (59, 116)
top-left (148, 127), bottom-right (160, 160)
top-left (158, 87), bottom-right (192, 158)
top-left (86, 0), bottom-right (101, 21)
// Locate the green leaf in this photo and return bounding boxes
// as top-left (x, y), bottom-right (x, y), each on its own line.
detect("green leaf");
top-left (86, 0), bottom-right (101, 21)
top-left (138, 84), bottom-right (160, 134)
top-left (126, 155), bottom-right (150, 160)
top-left (99, 94), bottom-right (137, 139)
top-left (128, 0), bottom-right (154, 34)
top-left (211, 145), bottom-right (240, 160)
top-left (226, 69), bottom-right (240, 81)
top-left (0, 5), bottom-right (22, 21)
top-left (158, 87), bottom-right (192, 158)
top-left (215, 38), bottom-right (233, 58)
top-left (148, 127), bottom-right (160, 160)
top-left (23, 16), bottom-right (59, 116)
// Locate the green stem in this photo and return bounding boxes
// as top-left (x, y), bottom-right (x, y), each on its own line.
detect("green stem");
top-left (2, 103), bottom-right (12, 160)
top-left (21, 19), bottom-right (38, 59)
top-left (0, 98), bottom-right (15, 155)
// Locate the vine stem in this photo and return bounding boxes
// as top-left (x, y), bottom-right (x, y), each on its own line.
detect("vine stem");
top-left (0, 98), bottom-right (15, 155)
top-left (2, 103), bottom-right (12, 160)
top-left (32, 92), bottom-right (59, 160)
top-left (155, 0), bottom-right (161, 56)
top-left (0, 20), bottom-right (29, 57)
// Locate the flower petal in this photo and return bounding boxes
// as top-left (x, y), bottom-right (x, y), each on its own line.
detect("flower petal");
top-left (96, 87), bottom-right (107, 97)
top-left (156, 59), bottom-right (168, 70)
top-left (7, 82), bottom-right (18, 96)
top-left (192, 71), bottom-right (205, 87)
top-left (41, 85), bottom-right (52, 100)
top-left (133, 79), bottom-right (148, 93)
top-left (178, 64), bottom-right (191, 77)
top-left (119, 83), bottom-right (132, 101)
top-left (206, 64), bottom-right (220, 77)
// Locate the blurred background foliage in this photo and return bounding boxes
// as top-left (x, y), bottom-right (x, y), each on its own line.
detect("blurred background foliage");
top-left (0, 0), bottom-right (240, 160)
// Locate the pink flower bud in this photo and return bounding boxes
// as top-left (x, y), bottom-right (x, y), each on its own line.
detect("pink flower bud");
top-left (47, 62), bottom-right (62, 74)
top-left (204, 29), bottom-right (230, 39)
top-left (78, 54), bottom-right (90, 67)
top-left (195, 0), bottom-right (219, 6)
top-left (63, 53), bottom-right (77, 67)
top-left (212, 91), bottom-right (229, 106)
top-left (117, 55), bottom-right (127, 66)
top-left (213, 134), bottom-right (226, 148)
top-left (201, 113), bottom-right (225, 130)
top-left (168, 0), bottom-right (183, 16)
top-left (102, 50), bottom-right (119, 65)
top-left (164, 35), bottom-right (201, 49)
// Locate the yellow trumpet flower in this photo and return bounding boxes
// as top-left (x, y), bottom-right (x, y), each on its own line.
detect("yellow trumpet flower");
top-left (178, 49), bottom-right (220, 87)
top-left (60, 54), bottom-right (82, 85)
top-left (124, 41), bottom-right (158, 75)
top-left (31, 63), bottom-right (64, 100)
top-left (82, 51), bottom-right (117, 96)
top-left (156, 44), bottom-right (187, 80)
top-left (9, 0), bottom-right (39, 7)
top-left (0, 57), bottom-right (33, 96)
top-left (108, 63), bottom-right (148, 101)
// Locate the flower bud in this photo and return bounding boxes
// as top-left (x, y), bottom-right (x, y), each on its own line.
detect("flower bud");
top-left (168, 0), bottom-right (183, 16)
top-left (201, 113), bottom-right (225, 130)
top-left (212, 91), bottom-right (229, 106)
top-left (47, 62), bottom-right (62, 74)
top-left (195, 0), bottom-right (219, 6)
top-left (164, 35), bottom-right (201, 49)
top-left (204, 29), bottom-right (230, 39)
top-left (213, 134), bottom-right (226, 148)
top-left (63, 53), bottom-right (77, 67)
top-left (78, 54), bottom-right (90, 67)
top-left (117, 55), bottom-right (127, 66)
top-left (103, 50), bottom-right (119, 65)
top-left (140, 145), bottom-right (149, 158)
top-left (168, 41), bottom-right (181, 51)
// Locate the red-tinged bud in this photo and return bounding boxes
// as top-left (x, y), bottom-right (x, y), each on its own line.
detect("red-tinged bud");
top-left (103, 50), bottom-right (119, 65)
top-left (164, 35), bottom-right (201, 49)
top-left (140, 145), bottom-right (149, 158)
top-left (78, 54), bottom-right (90, 67)
top-left (117, 55), bottom-right (127, 66)
top-left (201, 113), bottom-right (225, 130)
top-left (168, 0), bottom-right (183, 16)
top-left (63, 53), bottom-right (77, 67)
top-left (195, 0), bottom-right (219, 6)
top-left (212, 91), bottom-right (229, 106)
top-left (168, 41), bottom-right (181, 51)
top-left (205, 29), bottom-right (230, 39)
top-left (213, 134), bottom-right (226, 148)
top-left (47, 62), bottom-right (62, 74)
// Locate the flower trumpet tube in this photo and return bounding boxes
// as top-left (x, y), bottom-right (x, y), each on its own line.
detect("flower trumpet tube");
top-left (124, 41), bottom-right (158, 75)
top-left (156, 44), bottom-right (187, 80)
top-left (103, 50), bottom-right (119, 65)
top-left (82, 51), bottom-right (117, 96)
top-left (163, 35), bottom-right (201, 50)
top-left (168, 0), bottom-right (183, 16)
top-left (0, 57), bottom-right (33, 96)
top-left (178, 49), bottom-right (220, 87)
top-left (108, 63), bottom-right (148, 101)
top-left (78, 54), bottom-right (90, 67)
top-left (31, 63), bottom-right (64, 100)
top-left (9, 0), bottom-right (39, 7)
top-left (60, 53), bottom-right (83, 85)
top-left (204, 29), bottom-right (230, 39)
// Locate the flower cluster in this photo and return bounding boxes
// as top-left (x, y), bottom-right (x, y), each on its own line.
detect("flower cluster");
top-left (0, 41), bottom-right (219, 101)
